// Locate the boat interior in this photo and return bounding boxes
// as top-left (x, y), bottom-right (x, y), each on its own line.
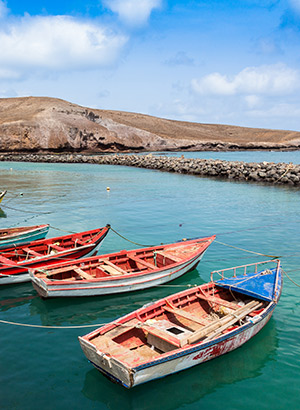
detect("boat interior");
top-left (0, 231), bottom-right (98, 263)
top-left (85, 284), bottom-right (266, 366)
top-left (37, 243), bottom-right (203, 281)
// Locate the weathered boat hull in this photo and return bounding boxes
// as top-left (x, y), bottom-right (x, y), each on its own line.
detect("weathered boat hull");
top-left (31, 251), bottom-right (206, 298)
top-left (0, 224), bottom-right (50, 250)
top-left (0, 226), bottom-right (110, 285)
top-left (78, 260), bottom-right (282, 388)
top-left (79, 305), bottom-right (274, 388)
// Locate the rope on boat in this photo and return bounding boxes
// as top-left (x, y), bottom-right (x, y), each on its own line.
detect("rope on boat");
top-left (214, 240), bottom-right (280, 258)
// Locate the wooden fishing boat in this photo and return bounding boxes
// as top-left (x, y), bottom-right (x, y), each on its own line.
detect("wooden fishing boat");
top-left (0, 224), bottom-right (50, 249)
top-left (0, 225), bottom-right (110, 285)
top-left (0, 190), bottom-right (7, 204)
top-left (30, 235), bottom-right (216, 298)
top-left (79, 259), bottom-right (282, 388)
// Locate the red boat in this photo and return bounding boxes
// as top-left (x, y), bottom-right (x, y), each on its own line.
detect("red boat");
top-left (0, 225), bottom-right (110, 285)
top-left (30, 235), bottom-right (215, 298)
top-left (79, 259), bottom-right (282, 388)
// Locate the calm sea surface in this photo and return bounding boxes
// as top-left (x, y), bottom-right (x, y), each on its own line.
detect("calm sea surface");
top-left (0, 152), bottom-right (300, 410)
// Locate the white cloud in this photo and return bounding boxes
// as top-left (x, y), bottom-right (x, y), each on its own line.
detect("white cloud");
top-left (244, 95), bottom-right (261, 109)
top-left (104, 0), bottom-right (162, 26)
top-left (191, 64), bottom-right (300, 96)
top-left (0, 15), bottom-right (128, 79)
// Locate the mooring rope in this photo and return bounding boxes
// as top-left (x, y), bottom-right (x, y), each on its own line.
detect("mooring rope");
top-left (214, 240), bottom-right (280, 258)
top-left (282, 268), bottom-right (300, 288)
top-left (109, 226), bottom-right (155, 247)
top-left (0, 319), bottom-right (108, 329)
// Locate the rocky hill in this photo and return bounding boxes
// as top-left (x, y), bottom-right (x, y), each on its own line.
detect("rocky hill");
top-left (0, 96), bottom-right (300, 152)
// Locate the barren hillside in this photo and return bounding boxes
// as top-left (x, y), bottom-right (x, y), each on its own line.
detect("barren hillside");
top-left (0, 96), bottom-right (299, 152)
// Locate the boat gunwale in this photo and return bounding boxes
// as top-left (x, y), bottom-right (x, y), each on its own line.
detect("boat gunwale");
top-left (81, 268), bottom-right (282, 370)
top-left (32, 236), bottom-right (215, 286)
top-left (0, 224), bottom-right (50, 239)
top-left (0, 226), bottom-right (110, 277)
top-left (80, 300), bottom-right (276, 373)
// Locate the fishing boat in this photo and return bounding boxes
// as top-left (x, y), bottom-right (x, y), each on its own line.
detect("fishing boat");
top-left (0, 190), bottom-right (7, 204)
top-left (30, 235), bottom-right (216, 298)
top-left (79, 259), bottom-right (282, 388)
top-left (0, 225), bottom-right (110, 285)
top-left (0, 224), bottom-right (50, 249)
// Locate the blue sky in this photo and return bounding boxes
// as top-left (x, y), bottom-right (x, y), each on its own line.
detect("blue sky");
top-left (1, 0), bottom-right (300, 131)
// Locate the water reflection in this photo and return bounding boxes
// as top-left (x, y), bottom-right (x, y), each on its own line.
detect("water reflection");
top-left (81, 320), bottom-right (278, 410)
top-left (0, 207), bottom-right (7, 218)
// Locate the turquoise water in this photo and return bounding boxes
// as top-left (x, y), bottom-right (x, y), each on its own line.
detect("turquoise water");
top-left (153, 150), bottom-right (300, 164)
top-left (0, 158), bottom-right (300, 410)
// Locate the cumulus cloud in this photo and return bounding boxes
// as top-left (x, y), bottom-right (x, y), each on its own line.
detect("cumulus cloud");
top-left (191, 64), bottom-right (299, 96)
top-left (0, 15), bottom-right (127, 79)
top-left (104, 0), bottom-right (162, 26)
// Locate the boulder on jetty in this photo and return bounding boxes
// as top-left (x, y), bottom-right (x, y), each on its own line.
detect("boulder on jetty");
top-left (0, 153), bottom-right (299, 186)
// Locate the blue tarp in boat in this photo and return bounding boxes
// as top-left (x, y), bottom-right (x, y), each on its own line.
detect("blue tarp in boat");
top-left (215, 267), bottom-right (282, 302)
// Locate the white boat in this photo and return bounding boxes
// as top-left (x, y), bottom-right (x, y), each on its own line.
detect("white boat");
top-left (78, 259), bottom-right (282, 388)
top-left (30, 235), bottom-right (216, 297)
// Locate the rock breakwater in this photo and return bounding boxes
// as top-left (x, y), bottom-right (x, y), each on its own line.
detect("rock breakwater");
top-left (1, 152), bottom-right (299, 186)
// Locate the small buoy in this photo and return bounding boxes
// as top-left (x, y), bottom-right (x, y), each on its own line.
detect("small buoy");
top-left (106, 187), bottom-right (110, 191)
top-left (20, 192), bottom-right (23, 196)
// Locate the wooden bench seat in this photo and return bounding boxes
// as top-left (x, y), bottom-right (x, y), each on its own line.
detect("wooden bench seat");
top-left (155, 251), bottom-right (182, 263)
top-left (0, 255), bottom-right (18, 266)
top-left (23, 247), bottom-right (43, 257)
top-left (73, 267), bottom-right (94, 280)
top-left (49, 244), bottom-right (65, 252)
top-left (101, 260), bottom-right (128, 275)
top-left (163, 305), bottom-right (208, 326)
top-left (196, 293), bottom-right (240, 310)
top-left (129, 256), bottom-right (156, 270)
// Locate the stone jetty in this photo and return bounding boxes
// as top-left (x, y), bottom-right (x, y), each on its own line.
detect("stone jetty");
top-left (0, 152), bottom-right (299, 186)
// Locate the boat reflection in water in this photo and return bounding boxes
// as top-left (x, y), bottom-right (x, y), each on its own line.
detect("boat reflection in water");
top-left (0, 208), bottom-right (7, 218)
top-left (81, 319), bottom-right (278, 410)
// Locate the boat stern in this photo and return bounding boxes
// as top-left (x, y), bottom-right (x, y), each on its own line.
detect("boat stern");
top-left (78, 336), bottom-right (135, 388)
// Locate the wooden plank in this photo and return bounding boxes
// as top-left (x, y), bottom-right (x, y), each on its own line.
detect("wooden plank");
top-left (99, 264), bottom-right (123, 276)
top-left (73, 267), bottom-right (94, 280)
top-left (187, 300), bottom-right (261, 344)
top-left (155, 251), bottom-right (182, 263)
top-left (0, 255), bottom-right (18, 265)
top-left (196, 292), bottom-right (240, 310)
top-left (44, 265), bottom-right (78, 277)
top-left (163, 305), bottom-right (208, 326)
top-left (143, 325), bottom-right (182, 348)
top-left (204, 302), bottom-right (263, 342)
top-left (129, 256), bottom-right (155, 270)
top-left (102, 259), bottom-right (128, 274)
top-left (49, 244), bottom-right (65, 251)
top-left (23, 247), bottom-right (43, 257)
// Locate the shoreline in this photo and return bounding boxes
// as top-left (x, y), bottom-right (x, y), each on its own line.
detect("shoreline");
top-left (0, 152), bottom-right (299, 186)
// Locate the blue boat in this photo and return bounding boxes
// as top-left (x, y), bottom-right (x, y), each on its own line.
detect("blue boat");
top-left (0, 224), bottom-right (50, 249)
